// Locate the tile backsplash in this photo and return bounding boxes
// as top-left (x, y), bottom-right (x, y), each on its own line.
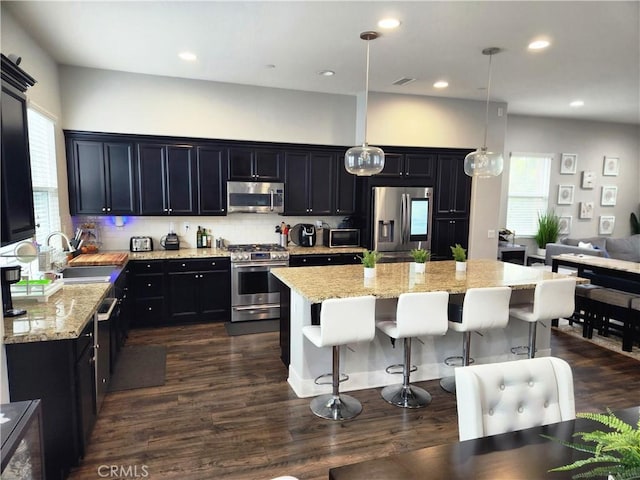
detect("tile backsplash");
top-left (73, 214), bottom-right (352, 251)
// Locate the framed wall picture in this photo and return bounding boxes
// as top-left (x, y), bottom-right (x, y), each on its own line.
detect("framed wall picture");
top-left (603, 156), bottom-right (619, 176)
top-left (557, 185), bottom-right (574, 205)
top-left (579, 201), bottom-right (594, 219)
top-left (560, 153), bottom-right (577, 174)
top-left (581, 171), bottom-right (595, 189)
top-left (599, 215), bottom-right (615, 235)
top-left (600, 186), bottom-right (618, 206)
top-left (558, 216), bottom-right (572, 235)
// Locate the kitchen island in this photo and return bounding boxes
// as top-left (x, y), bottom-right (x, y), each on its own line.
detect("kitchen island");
top-left (271, 259), bottom-right (585, 398)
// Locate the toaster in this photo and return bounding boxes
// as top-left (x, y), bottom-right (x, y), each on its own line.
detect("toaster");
top-left (130, 236), bottom-right (153, 252)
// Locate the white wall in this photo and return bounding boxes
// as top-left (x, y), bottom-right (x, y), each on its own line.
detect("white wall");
top-left (503, 115), bottom-right (640, 251)
top-left (60, 68), bottom-right (508, 258)
top-left (1, 7), bottom-right (67, 403)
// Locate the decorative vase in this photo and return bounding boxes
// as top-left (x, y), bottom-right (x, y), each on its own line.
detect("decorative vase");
top-left (364, 266), bottom-right (376, 279)
top-left (537, 247), bottom-right (546, 257)
top-left (414, 262), bottom-right (426, 273)
top-left (455, 261), bottom-right (467, 272)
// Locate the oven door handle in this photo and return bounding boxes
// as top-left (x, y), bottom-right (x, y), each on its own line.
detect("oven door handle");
top-left (232, 262), bottom-right (289, 269)
top-left (233, 304), bottom-right (280, 311)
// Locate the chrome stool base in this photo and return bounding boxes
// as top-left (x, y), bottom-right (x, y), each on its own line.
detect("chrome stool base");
top-left (439, 375), bottom-right (456, 394)
top-left (310, 393), bottom-right (362, 421)
top-left (381, 384), bottom-right (432, 408)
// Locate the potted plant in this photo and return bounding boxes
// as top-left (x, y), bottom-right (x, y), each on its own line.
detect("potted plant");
top-left (410, 248), bottom-right (430, 273)
top-left (534, 210), bottom-right (560, 256)
top-left (543, 409), bottom-right (640, 479)
top-left (360, 250), bottom-right (382, 278)
top-left (450, 244), bottom-right (467, 272)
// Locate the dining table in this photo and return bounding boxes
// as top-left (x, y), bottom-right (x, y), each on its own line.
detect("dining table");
top-left (329, 405), bottom-right (640, 479)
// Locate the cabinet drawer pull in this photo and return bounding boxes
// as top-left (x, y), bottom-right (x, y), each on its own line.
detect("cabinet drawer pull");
top-left (147, 283), bottom-right (152, 287)
top-left (148, 307), bottom-right (153, 311)
top-left (181, 263), bottom-right (186, 267)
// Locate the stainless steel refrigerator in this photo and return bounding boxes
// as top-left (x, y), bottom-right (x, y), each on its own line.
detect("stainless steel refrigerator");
top-left (372, 186), bottom-right (434, 262)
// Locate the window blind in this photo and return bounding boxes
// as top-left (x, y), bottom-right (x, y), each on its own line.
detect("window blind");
top-left (505, 153), bottom-right (552, 236)
top-left (27, 108), bottom-right (60, 246)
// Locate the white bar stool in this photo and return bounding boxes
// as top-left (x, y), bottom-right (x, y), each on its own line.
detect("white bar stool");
top-left (302, 295), bottom-right (376, 420)
top-left (510, 277), bottom-right (576, 358)
top-left (440, 286), bottom-right (512, 394)
top-left (376, 291), bottom-right (449, 408)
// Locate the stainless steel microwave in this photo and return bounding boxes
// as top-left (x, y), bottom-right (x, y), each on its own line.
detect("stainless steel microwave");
top-left (323, 228), bottom-right (360, 248)
top-left (227, 181), bottom-right (284, 213)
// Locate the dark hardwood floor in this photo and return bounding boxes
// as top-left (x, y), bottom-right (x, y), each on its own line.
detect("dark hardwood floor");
top-left (68, 325), bottom-right (640, 480)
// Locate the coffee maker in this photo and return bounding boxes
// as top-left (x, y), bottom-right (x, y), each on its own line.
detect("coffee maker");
top-left (2, 266), bottom-right (26, 317)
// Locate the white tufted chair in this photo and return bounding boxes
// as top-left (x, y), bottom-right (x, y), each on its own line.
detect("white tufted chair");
top-left (376, 291), bottom-right (449, 408)
top-left (510, 277), bottom-right (577, 358)
top-left (302, 295), bottom-right (376, 420)
top-left (455, 356), bottom-right (575, 441)
top-left (440, 286), bottom-right (512, 394)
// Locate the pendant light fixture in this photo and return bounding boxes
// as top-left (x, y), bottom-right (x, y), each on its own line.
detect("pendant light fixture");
top-left (345, 31), bottom-right (385, 176)
top-left (464, 47), bottom-right (504, 178)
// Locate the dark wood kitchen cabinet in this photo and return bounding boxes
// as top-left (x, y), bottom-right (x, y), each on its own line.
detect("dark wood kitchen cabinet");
top-left (67, 139), bottom-right (137, 215)
top-left (166, 258), bottom-right (230, 323)
top-left (6, 321), bottom-right (96, 480)
top-left (284, 150), bottom-right (333, 215)
top-left (137, 143), bottom-right (196, 215)
top-left (436, 154), bottom-right (471, 216)
top-left (289, 253), bottom-right (361, 267)
top-left (334, 155), bottom-right (358, 215)
top-left (1, 54), bottom-right (36, 246)
top-left (197, 145), bottom-right (227, 215)
top-left (377, 151), bottom-right (436, 182)
top-left (432, 217), bottom-right (469, 259)
top-left (129, 260), bottom-right (167, 327)
top-left (228, 147), bottom-right (281, 181)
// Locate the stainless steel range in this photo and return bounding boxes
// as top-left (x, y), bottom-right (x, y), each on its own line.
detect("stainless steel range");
top-left (229, 243), bottom-right (289, 322)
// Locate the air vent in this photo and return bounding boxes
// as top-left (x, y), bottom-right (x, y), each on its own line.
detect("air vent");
top-left (392, 77), bottom-right (416, 86)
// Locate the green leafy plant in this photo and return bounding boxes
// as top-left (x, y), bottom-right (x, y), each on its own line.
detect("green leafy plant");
top-left (543, 410), bottom-right (640, 479)
top-left (631, 207), bottom-right (640, 234)
top-left (410, 248), bottom-right (431, 263)
top-left (450, 244), bottom-right (467, 262)
top-left (534, 210), bottom-right (561, 248)
top-left (360, 250), bottom-right (382, 268)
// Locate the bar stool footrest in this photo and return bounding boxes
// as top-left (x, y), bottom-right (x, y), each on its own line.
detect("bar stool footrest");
top-left (444, 356), bottom-right (474, 367)
top-left (314, 372), bottom-right (349, 385)
top-left (385, 363), bottom-right (417, 375)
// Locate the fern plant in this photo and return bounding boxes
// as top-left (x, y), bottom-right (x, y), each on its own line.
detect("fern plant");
top-left (543, 410), bottom-right (640, 479)
top-left (450, 244), bottom-right (467, 262)
top-left (360, 250), bottom-right (382, 268)
top-left (410, 248), bottom-right (431, 263)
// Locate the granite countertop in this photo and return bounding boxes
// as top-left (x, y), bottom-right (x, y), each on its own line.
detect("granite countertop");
top-left (4, 283), bottom-right (112, 344)
top-left (123, 245), bottom-right (365, 260)
top-left (553, 253), bottom-right (640, 274)
top-left (271, 259), bottom-right (588, 303)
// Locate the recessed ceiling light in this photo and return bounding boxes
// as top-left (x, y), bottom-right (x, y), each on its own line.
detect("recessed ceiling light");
top-left (178, 51), bottom-right (197, 61)
top-left (433, 80), bottom-right (449, 89)
top-left (318, 70), bottom-right (335, 77)
top-left (378, 18), bottom-right (401, 29)
top-left (528, 39), bottom-right (550, 50)
top-left (570, 100), bottom-right (585, 108)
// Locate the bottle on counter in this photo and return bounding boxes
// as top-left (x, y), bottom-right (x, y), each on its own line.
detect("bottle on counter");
top-left (201, 228), bottom-right (208, 249)
top-left (207, 229), bottom-right (212, 248)
top-left (196, 226), bottom-right (202, 248)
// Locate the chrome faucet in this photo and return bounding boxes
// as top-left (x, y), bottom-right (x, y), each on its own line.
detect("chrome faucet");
top-left (46, 231), bottom-right (77, 252)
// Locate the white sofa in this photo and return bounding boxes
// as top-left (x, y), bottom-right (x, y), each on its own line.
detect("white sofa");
top-left (544, 234), bottom-right (640, 265)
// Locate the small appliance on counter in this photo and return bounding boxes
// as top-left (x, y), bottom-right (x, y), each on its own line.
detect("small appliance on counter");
top-left (160, 233), bottom-right (180, 250)
top-left (323, 228), bottom-right (360, 248)
top-left (290, 223), bottom-right (316, 247)
top-left (129, 236), bottom-right (153, 252)
top-left (1, 266), bottom-right (26, 317)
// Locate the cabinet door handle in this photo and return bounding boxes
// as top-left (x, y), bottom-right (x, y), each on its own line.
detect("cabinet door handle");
top-left (211, 262), bottom-right (216, 266)
top-left (84, 332), bottom-right (93, 338)
top-left (148, 307), bottom-right (153, 311)
top-left (106, 207), bottom-right (111, 212)
top-left (181, 263), bottom-right (186, 267)
top-left (147, 283), bottom-right (152, 287)
top-left (102, 207), bottom-right (106, 212)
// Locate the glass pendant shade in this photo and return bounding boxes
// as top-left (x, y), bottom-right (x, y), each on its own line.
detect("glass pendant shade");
top-left (345, 143), bottom-right (385, 176)
top-left (345, 31), bottom-right (385, 176)
top-left (464, 147), bottom-right (504, 178)
top-left (465, 47), bottom-right (503, 178)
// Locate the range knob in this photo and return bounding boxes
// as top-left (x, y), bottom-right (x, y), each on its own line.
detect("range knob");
top-left (243, 253), bottom-right (250, 261)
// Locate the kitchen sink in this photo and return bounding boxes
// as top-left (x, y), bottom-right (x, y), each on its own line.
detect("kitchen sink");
top-left (59, 265), bottom-right (118, 284)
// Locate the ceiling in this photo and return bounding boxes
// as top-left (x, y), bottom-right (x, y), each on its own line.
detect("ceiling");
top-left (5, 1), bottom-right (640, 125)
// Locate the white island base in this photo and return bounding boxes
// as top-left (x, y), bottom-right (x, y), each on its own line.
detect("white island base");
top-left (287, 290), bottom-right (550, 398)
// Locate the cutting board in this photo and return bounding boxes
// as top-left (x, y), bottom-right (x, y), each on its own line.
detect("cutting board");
top-left (68, 252), bottom-right (129, 266)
